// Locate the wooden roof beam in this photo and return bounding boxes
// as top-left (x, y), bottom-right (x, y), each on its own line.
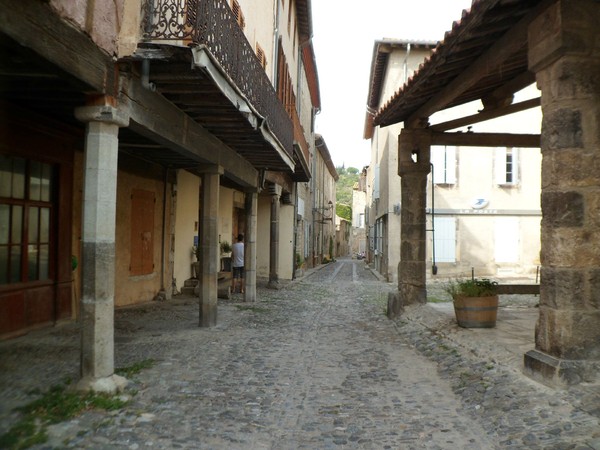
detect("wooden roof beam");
top-left (430, 131), bottom-right (540, 148)
top-left (429, 97), bottom-right (540, 132)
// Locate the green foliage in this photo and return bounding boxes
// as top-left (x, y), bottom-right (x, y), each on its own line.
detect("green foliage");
top-left (336, 203), bottom-right (352, 222)
top-left (1, 384), bottom-right (128, 449)
top-left (446, 278), bottom-right (498, 300)
top-left (115, 359), bottom-right (156, 378)
top-left (295, 252), bottom-right (304, 268)
top-left (335, 166), bottom-right (360, 216)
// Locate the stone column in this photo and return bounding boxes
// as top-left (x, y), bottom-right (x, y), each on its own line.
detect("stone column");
top-left (198, 165), bottom-right (223, 327)
top-left (74, 103), bottom-right (129, 393)
top-left (268, 183), bottom-right (282, 289)
top-left (244, 190), bottom-right (258, 302)
top-left (389, 129), bottom-right (431, 317)
top-left (524, 0), bottom-right (600, 386)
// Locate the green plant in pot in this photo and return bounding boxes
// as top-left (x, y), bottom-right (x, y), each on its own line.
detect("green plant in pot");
top-left (446, 278), bottom-right (499, 328)
top-left (220, 241), bottom-right (232, 255)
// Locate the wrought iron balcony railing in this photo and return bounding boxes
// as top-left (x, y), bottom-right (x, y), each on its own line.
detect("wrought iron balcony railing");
top-left (141, 0), bottom-right (293, 160)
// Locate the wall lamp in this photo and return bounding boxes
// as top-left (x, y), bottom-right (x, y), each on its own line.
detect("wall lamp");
top-left (314, 200), bottom-right (334, 222)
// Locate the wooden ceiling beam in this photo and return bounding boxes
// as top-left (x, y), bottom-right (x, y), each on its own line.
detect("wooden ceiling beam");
top-left (430, 131), bottom-right (540, 148)
top-left (429, 97), bottom-right (540, 132)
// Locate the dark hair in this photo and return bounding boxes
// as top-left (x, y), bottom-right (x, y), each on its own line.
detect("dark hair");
top-left (237, 234), bottom-right (244, 241)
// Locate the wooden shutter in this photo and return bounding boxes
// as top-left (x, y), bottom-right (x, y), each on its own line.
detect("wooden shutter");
top-left (130, 189), bottom-right (155, 275)
top-left (231, 0), bottom-right (245, 30)
top-left (433, 217), bottom-right (456, 263)
top-left (256, 43), bottom-right (267, 69)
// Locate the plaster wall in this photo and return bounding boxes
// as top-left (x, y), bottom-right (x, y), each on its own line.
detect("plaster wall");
top-left (239, 0), bottom-right (276, 83)
top-left (173, 170), bottom-right (200, 292)
top-left (381, 48), bottom-right (432, 103)
top-left (297, 182), bottom-right (312, 265)
top-left (425, 85), bottom-right (542, 278)
top-left (50, 0), bottom-right (123, 56)
top-left (219, 187), bottom-right (234, 249)
top-left (114, 163), bottom-right (171, 307)
top-left (257, 195), bottom-right (271, 277)
top-left (428, 214), bottom-right (541, 278)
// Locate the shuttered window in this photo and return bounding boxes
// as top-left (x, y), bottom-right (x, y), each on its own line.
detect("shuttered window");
top-left (433, 217), bottom-right (456, 263)
top-left (256, 43), bottom-right (267, 69)
top-left (495, 217), bottom-right (519, 263)
top-left (277, 39), bottom-right (296, 117)
top-left (231, 0), bottom-right (245, 30)
top-left (130, 189), bottom-right (155, 276)
top-left (495, 147), bottom-right (519, 185)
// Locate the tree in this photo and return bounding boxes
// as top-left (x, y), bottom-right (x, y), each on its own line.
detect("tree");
top-left (335, 166), bottom-right (359, 223)
top-left (336, 204), bottom-right (352, 222)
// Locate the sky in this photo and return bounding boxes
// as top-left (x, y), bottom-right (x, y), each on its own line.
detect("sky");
top-left (311, 0), bottom-right (474, 170)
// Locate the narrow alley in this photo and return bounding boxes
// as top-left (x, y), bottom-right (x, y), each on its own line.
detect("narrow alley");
top-left (1, 259), bottom-right (598, 449)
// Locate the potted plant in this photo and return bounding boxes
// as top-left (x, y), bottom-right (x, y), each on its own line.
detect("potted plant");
top-left (446, 278), bottom-right (499, 328)
top-left (220, 240), bottom-right (232, 256)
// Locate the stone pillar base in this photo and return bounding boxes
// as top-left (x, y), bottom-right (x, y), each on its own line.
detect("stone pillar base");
top-left (524, 349), bottom-right (599, 387)
top-left (199, 298), bottom-right (217, 327)
top-left (387, 292), bottom-right (403, 319)
top-left (74, 374), bottom-right (129, 394)
top-left (267, 280), bottom-right (280, 290)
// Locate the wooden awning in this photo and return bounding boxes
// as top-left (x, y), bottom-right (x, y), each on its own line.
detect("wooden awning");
top-left (374, 0), bottom-right (552, 128)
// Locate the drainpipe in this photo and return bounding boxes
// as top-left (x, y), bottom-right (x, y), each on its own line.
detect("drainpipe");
top-left (141, 59), bottom-right (156, 91)
top-left (272, 0), bottom-right (281, 82)
top-left (429, 162), bottom-right (437, 275)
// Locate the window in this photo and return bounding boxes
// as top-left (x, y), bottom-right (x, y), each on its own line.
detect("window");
top-left (130, 189), bottom-right (155, 276)
top-left (495, 147), bottom-right (519, 185)
top-left (230, 0), bottom-right (245, 30)
top-left (255, 43), bottom-right (267, 69)
top-left (0, 155), bottom-right (54, 284)
top-left (373, 165), bottom-right (380, 199)
top-left (276, 39), bottom-right (296, 117)
top-left (431, 145), bottom-right (456, 184)
top-left (374, 218), bottom-right (383, 255)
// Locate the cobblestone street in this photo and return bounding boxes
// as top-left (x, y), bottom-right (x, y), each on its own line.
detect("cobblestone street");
top-left (1, 259), bottom-right (599, 449)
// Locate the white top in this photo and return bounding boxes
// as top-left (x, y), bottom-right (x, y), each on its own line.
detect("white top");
top-left (232, 241), bottom-right (244, 268)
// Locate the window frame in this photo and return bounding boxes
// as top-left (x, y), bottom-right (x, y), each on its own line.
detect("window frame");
top-left (0, 156), bottom-right (55, 285)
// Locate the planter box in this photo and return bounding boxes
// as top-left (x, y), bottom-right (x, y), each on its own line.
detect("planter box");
top-left (453, 295), bottom-right (499, 328)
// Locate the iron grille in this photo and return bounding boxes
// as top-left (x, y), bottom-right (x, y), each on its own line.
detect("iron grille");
top-left (141, 0), bottom-right (293, 160)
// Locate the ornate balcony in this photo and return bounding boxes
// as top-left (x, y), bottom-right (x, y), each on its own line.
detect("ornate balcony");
top-left (141, 0), bottom-right (294, 168)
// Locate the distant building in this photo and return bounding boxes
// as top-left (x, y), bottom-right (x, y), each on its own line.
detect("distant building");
top-left (351, 169), bottom-right (367, 257)
top-left (364, 39), bottom-right (542, 282)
